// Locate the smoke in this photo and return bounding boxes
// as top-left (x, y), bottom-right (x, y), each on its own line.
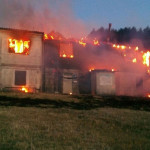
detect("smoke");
top-left (0, 0), bottom-right (88, 38)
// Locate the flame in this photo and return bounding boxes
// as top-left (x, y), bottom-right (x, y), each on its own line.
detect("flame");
top-left (121, 45), bottom-right (126, 49)
top-left (135, 46), bottom-right (139, 51)
top-left (143, 51), bottom-right (150, 67)
top-left (113, 44), bottom-right (126, 50)
top-left (79, 38), bottom-right (86, 47)
top-left (44, 34), bottom-right (48, 40)
top-left (50, 35), bottom-right (54, 40)
top-left (89, 67), bottom-right (95, 72)
top-left (132, 58), bottom-right (137, 63)
top-left (93, 39), bottom-right (100, 46)
top-left (111, 68), bottom-right (116, 72)
top-left (117, 45), bottom-right (120, 49)
top-left (70, 55), bottom-right (74, 58)
top-left (62, 54), bottom-right (67, 58)
top-left (20, 86), bottom-right (28, 93)
top-left (112, 44), bottom-right (116, 48)
top-left (9, 39), bottom-right (30, 54)
top-left (147, 94), bottom-right (150, 98)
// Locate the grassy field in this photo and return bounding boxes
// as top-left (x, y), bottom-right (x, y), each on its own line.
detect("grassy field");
top-left (0, 92), bottom-right (150, 150)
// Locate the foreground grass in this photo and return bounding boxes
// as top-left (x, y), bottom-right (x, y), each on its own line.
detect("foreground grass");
top-left (0, 93), bottom-right (150, 149)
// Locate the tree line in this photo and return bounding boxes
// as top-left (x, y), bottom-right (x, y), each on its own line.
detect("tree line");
top-left (88, 27), bottom-right (150, 49)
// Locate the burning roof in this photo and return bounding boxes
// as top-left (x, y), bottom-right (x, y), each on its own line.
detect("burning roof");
top-left (43, 30), bottom-right (150, 75)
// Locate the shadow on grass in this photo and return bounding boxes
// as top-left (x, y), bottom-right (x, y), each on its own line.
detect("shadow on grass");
top-left (0, 95), bottom-right (150, 111)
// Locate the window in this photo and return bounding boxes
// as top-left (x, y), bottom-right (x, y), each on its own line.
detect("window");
top-left (59, 43), bottom-right (74, 58)
top-left (15, 71), bottom-right (26, 85)
top-left (8, 39), bottom-right (30, 55)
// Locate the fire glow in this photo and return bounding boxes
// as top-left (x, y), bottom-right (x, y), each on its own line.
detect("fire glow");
top-left (20, 86), bottom-right (28, 93)
top-left (79, 38), bottom-right (86, 47)
top-left (112, 43), bottom-right (150, 70)
top-left (143, 51), bottom-right (150, 67)
top-left (9, 39), bottom-right (30, 54)
top-left (44, 34), bottom-right (54, 40)
top-left (93, 39), bottom-right (100, 46)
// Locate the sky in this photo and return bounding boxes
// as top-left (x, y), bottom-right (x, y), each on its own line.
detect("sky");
top-left (71, 0), bottom-right (150, 30)
top-left (0, 0), bottom-right (150, 37)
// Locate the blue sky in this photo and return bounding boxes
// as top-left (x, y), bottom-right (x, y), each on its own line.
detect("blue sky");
top-left (71, 0), bottom-right (150, 30)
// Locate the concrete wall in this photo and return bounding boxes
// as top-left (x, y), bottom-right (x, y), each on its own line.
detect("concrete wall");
top-left (115, 72), bottom-right (144, 97)
top-left (0, 28), bottom-right (43, 91)
top-left (91, 70), bottom-right (116, 95)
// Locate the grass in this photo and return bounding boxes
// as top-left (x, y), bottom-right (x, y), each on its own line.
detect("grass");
top-left (0, 92), bottom-right (150, 149)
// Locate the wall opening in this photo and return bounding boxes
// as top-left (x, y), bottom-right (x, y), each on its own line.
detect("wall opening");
top-left (15, 71), bottom-right (26, 85)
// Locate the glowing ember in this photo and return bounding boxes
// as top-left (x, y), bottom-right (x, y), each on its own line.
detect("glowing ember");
top-left (117, 45), bottom-right (120, 49)
top-left (79, 38), bottom-right (86, 47)
top-left (9, 39), bottom-right (30, 54)
top-left (135, 46), bottom-right (139, 51)
top-left (62, 54), bottom-right (67, 57)
top-left (20, 86), bottom-right (28, 93)
top-left (70, 55), bottom-right (74, 58)
top-left (93, 39), bottom-right (100, 46)
top-left (132, 58), bottom-right (137, 63)
top-left (89, 68), bottom-right (95, 72)
top-left (147, 94), bottom-right (150, 98)
top-left (69, 92), bottom-right (72, 95)
top-left (59, 43), bottom-right (74, 58)
top-left (112, 44), bottom-right (116, 48)
top-left (111, 68), bottom-right (116, 72)
top-left (121, 45), bottom-right (126, 49)
top-left (143, 51), bottom-right (150, 67)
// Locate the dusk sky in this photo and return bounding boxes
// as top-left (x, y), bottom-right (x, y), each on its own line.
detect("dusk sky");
top-left (71, 0), bottom-right (150, 30)
top-left (0, 0), bottom-right (150, 37)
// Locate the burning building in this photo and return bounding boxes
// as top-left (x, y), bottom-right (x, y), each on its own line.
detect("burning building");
top-left (0, 28), bottom-right (43, 92)
top-left (43, 32), bottom-right (150, 97)
top-left (43, 39), bottom-right (81, 94)
top-left (0, 27), bottom-right (150, 97)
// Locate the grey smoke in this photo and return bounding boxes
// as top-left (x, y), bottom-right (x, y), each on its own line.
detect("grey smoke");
top-left (0, 0), bottom-right (88, 38)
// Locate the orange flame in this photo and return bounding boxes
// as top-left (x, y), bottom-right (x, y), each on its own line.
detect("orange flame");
top-left (147, 93), bottom-right (150, 98)
top-left (112, 44), bottom-right (116, 48)
top-left (89, 67), bottom-right (95, 72)
top-left (132, 58), bottom-right (137, 63)
top-left (44, 34), bottom-right (48, 40)
top-left (111, 68), bottom-right (116, 72)
top-left (93, 39), bottom-right (100, 46)
top-left (143, 51), bottom-right (150, 67)
top-left (20, 86), bottom-right (28, 93)
top-left (9, 39), bottom-right (30, 54)
top-left (50, 35), bottom-right (54, 40)
top-left (135, 46), bottom-right (139, 51)
top-left (79, 38), bottom-right (86, 47)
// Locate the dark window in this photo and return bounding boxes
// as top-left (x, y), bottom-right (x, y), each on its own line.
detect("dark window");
top-left (15, 71), bottom-right (26, 85)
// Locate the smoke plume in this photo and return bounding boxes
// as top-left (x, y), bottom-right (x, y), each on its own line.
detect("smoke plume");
top-left (0, 0), bottom-right (88, 38)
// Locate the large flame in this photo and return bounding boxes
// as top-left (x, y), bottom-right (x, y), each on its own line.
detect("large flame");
top-left (9, 39), bottom-right (30, 54)
top-left (143, 51), bottom-right (150, 67)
